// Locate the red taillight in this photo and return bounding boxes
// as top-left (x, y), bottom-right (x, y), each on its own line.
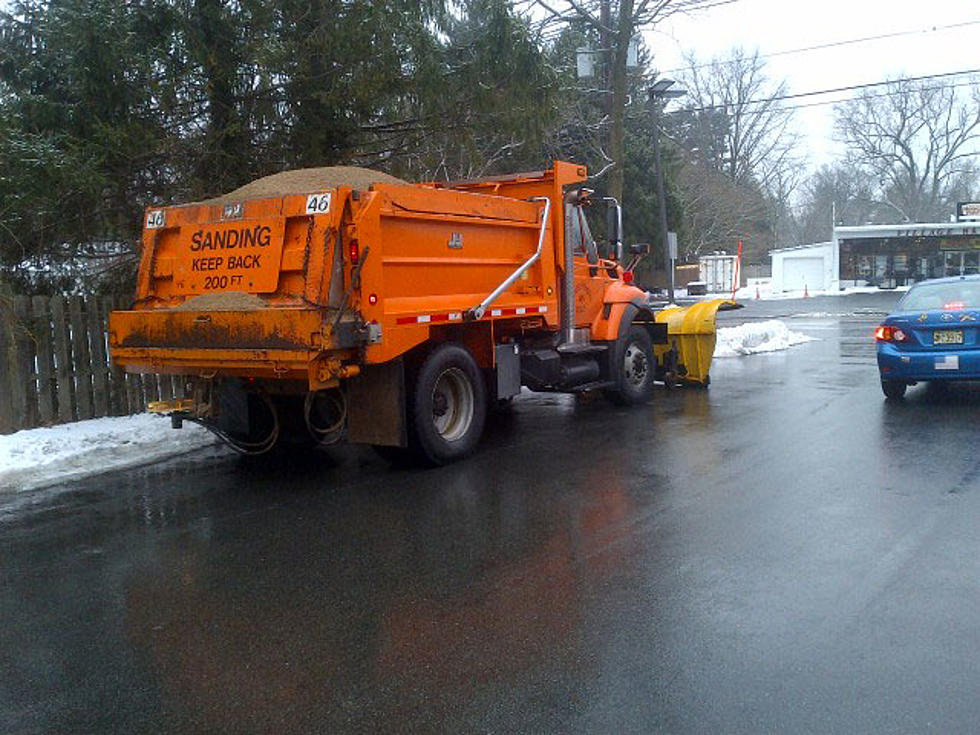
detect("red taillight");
top-left (944, 301), bottom-right (965, 310)
top-left (348, 241), bottom-right (359, 264)
top-left (368, 293), bottom-right (378, 305)
top-left (622, 270), bottom-right (634, 284)
top-left (875, 325), bottom-right (908, 342)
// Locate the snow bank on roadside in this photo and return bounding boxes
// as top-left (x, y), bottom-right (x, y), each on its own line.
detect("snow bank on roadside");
top-left (731, 282), bottom-right (910, 301)
top-left (0, 414), bottom-right (218, 493)
top-left (714, 319), bottom-right (817, 358)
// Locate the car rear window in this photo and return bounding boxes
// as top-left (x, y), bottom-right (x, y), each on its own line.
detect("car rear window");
top-left (900, 280), bottom-right (980, 310)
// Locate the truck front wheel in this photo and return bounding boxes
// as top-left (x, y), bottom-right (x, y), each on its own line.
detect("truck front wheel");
top-left (605, 325), bottom-right (656, 406)
top-left (411, 343), bottom-right (487, 465)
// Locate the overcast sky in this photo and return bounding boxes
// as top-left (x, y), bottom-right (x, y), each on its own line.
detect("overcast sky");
top-left (648, 0), bottom-right (980, 168)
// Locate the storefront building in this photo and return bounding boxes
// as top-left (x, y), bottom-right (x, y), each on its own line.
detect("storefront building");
top-left (835, 219), bottom-right (980, 288)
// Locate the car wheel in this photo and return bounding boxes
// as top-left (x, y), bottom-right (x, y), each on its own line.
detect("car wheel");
top-left (605, 325), bottom-right (656, 406)
top-left (881, 379), bottom-right (907, 400)
top-left (410, 343), bottom-right (487, 465)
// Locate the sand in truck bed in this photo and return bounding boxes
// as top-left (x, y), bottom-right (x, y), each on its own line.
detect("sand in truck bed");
top-left (194, 166), bottom-right (410, 206)
top-left (172, 292), bottom-right (269, 311)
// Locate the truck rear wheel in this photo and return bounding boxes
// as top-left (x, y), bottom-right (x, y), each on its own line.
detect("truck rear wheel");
top-left (605, 325), bottom-right (656, 406)
top-left (410, 343), bottom-right (487, 465)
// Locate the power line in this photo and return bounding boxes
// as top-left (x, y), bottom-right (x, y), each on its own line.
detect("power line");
top-left (666, 0), bottom-right (742, 14)
top-left (760, 19), bottom-right (980, 61)
top-left (659, 19), bottom-right (980, 75)
top-left (685, 66), bottom-right (980, 114)
top-left (718, 79), bottom-right (980, 119)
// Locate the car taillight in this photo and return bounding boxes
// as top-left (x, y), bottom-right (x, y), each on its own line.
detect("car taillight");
top-left (944, 301), bottom-right (965, 310)
top-left (349, 241), bottom-right (359, 264)
top-left (875, 325), bottom-right (908, 342)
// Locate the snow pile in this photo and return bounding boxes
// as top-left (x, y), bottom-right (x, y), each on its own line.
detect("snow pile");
top-left (0, 414), bottom-right (218, 493)
top-left (714, 319), bottom-right (817, 358)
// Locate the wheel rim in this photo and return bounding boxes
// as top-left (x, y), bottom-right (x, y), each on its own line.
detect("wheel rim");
top-left (431, 367), bottom-right (475, 442)
top-left (623, 342), bottom-right (649, 389)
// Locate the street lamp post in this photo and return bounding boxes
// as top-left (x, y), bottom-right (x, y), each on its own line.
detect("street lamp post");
top-left (648, 79), bottom-right (686, 303)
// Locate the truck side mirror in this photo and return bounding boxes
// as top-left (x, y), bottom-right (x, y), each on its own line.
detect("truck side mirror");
top-left (605, 201), bottom-right (623, 260)
top-left (628, 242), bottom-right (650, 255)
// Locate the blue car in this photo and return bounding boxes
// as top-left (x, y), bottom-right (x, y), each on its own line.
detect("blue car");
top-left (876, 275), bottom-right (980, 399)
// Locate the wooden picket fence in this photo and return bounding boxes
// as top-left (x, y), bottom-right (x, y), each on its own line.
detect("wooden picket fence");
top-left (0, 295), bottom-right (185, 435)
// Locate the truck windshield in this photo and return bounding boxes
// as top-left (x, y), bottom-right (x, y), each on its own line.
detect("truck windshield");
top-left (565, 204), bottom-right (599, 265)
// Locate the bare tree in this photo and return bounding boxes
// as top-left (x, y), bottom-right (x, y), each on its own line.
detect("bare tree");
top-left (528, 0), bottom-right (724, 200)
top-left (834, 77), bottom-right (980, 222)
top-left (674, 161), bottom-right (770, 260)
top-left (794, 164), bottom-right (880, 244)
top-left (678, 47), bottom-right (802, 193)
top-left (670, 47), bottom-right (801, 260)
top-left (767, 163), bottom-right (805, 248)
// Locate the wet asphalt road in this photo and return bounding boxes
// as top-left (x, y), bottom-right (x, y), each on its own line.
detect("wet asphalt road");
top-left (7, 291), bottom-right (980, 733)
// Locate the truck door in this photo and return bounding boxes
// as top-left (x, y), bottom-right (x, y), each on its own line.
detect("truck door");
top-left (565, 203), bottom-right (613, 327)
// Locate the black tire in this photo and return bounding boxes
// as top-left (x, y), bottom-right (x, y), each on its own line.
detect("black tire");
top-left (604, 324), bottom-right (656, 406)
top-left (881, 379), bottom-right (907, 400)
top-left (409, 343), bottom-right (487, 465)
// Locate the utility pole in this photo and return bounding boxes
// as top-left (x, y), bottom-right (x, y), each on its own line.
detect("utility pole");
top-left (648, 79), bottom-right (686, 303)
top-left (600, 0), bottom-right (611, 118)
top-left (651, 102), bottom-right (672, 301)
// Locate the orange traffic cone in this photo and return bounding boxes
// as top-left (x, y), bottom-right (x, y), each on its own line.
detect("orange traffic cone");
top-left (804, 284), bottom-right (809, 298)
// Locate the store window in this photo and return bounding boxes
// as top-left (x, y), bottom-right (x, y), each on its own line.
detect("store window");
top-left (944, 251), bottom-right (962, 276)
top-left (875, 254), bottom-right (888, 277)
top-left (965, 251), bottom-right (979, 275)
top-left (917, 257), bottom-right (931, 280)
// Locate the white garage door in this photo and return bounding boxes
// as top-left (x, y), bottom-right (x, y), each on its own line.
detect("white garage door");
top-left (783, 257), bottom-right (825, 291)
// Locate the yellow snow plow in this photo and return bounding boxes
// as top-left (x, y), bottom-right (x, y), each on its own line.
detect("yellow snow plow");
top-left (655, 299), bottom-right (741, 386)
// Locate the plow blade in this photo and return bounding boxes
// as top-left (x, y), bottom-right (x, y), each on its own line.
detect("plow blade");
top-left (654, 299), bottom-right (741, 386)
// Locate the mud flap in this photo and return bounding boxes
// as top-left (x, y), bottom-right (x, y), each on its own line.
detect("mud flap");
top-left (347, 361), bottom-right (407, 447)
top-left (654, 299), bottom-right (740, 386)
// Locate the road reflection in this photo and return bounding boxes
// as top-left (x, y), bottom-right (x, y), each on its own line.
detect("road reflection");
top-left (124, 449), bottom-right (642, 731)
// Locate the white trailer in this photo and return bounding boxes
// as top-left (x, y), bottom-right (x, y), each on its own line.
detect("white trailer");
top-left (699, 254), bottom-right (738, 294)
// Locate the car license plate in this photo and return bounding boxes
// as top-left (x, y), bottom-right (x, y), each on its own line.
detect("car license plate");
top-left (934, 329), bottom-right (964, 345)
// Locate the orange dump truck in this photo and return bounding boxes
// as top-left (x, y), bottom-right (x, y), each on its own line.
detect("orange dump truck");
top-left (109, 161), bottom-right (732, 463)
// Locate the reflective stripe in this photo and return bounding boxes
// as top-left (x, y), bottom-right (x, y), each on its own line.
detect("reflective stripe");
top-left (395, 305), bottom-right (550, 325)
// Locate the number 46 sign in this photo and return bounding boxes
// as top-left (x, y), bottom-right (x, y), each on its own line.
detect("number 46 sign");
top-left (305, 193), bottom-right (331, 215)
